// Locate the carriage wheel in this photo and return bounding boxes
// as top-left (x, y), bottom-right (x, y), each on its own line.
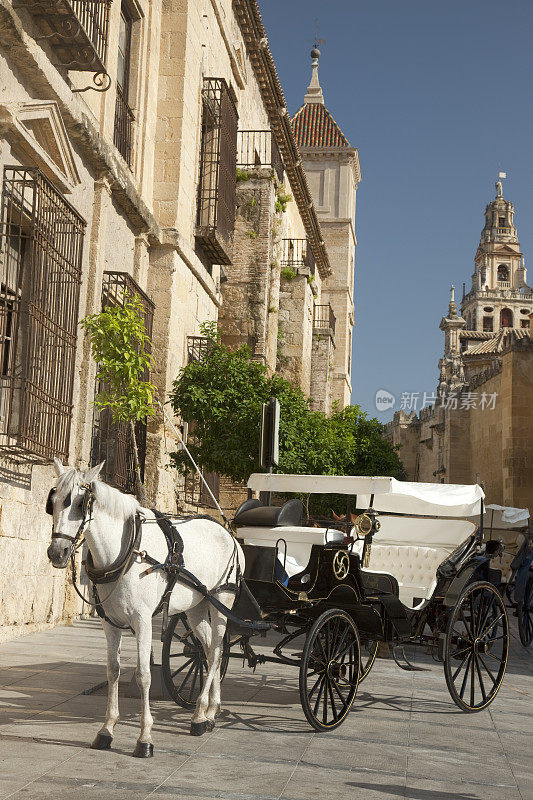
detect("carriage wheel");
top-left (518, 575), bottom-right (533, 647)
top-left (162, 613), bottom-right (230, 709)
top-left (299, 608), bottom-right (360, 731)
top-left (444, 581), bottom-right (508, 712)
top-left (359, 639), bottom-right (378, 683)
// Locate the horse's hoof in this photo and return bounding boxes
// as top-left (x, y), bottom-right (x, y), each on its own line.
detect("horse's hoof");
top-left (205, 720), bottom-right (215, 732)
top-left (133, 741), bottom-right (154, 758)
top-left (190, 721), bottom-right (210, 736)
top-left (90, 733), bottom-right (113, 750)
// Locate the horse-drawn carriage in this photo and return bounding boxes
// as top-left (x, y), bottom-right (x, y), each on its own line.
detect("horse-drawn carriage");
top-left (162, 474), bottom-right (510, 731)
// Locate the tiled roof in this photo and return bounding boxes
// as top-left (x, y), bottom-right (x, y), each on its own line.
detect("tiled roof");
top-left (460, 330), bottom-right (494, 340)
top-left (292, 103), bottom-right (350, 148)
top-left (464, 328), bottom-right (529, 355)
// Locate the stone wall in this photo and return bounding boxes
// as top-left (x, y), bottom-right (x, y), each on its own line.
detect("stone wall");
top-left (386, 341), bottom-right (533, 511)
top-left (310, 329), bottom-right (335, 413)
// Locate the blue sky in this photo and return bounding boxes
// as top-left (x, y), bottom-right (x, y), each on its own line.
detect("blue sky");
top-left (260, 0), bottom-right (533, 420)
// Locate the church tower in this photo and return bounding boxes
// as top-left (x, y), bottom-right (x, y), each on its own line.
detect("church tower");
top-left (461, 177), bottom-right (532, 333)
top-left (292, 48), bottom-right (361, 408)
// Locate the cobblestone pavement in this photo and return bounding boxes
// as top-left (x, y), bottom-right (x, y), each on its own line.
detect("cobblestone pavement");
top-left (0, 617), bottom-right (531, 800)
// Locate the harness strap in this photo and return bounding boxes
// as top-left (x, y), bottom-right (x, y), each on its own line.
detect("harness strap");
top-left (85, 515), bottom-right (142, 584)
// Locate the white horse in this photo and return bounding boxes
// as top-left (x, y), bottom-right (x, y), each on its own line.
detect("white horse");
top-left (46, 459), bottom-right (244, 757)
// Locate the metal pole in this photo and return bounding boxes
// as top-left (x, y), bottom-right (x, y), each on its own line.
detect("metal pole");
top-left (157, 400), bottom-right (230, 528)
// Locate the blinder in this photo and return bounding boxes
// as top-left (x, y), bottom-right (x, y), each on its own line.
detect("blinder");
top-left (45, 488), bottom-right (72, 515)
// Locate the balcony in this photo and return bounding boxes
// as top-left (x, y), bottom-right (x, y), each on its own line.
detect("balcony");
top-left (195, 78), bottom-right (238, 266)
top-left (313, 304), bottom-right (336, 337)
top-left (237, 130), bottom-right (284, 181)
top-left (497, 227), bottom-right (511, 235)
top-left (497, 280), bottom-right (511, 289)
top-left (114, 84), bottom-right (135, 166)
top-left (19, 0), bottom-right (112, 89)
top-left (281, 238), bottom-right (315, 275)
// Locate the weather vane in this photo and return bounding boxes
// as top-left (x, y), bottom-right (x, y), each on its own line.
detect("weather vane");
top-left (314, 19), bottom-right (325, 50)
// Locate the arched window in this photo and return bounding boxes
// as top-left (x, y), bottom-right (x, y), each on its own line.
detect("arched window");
top-left (500, 308), bottom-right (513, 328)
top-left (497, 264), bottom-right (509, 282)
top-left (483, 316), bottom-right (493, 332)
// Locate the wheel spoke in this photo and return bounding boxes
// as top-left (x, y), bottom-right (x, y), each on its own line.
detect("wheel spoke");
top-left (176, 660), bottom-right (196, 696)
top-left (477, 652), bottom-right (498, 686)
top-left (474, 593), bottom-right (488, 637)
top-left (335, 637), bottom-right (357, 661)
top-left (327, 678), bottom-right (338, 722)
top-left (331, 625), bottom-right (350, 661)
top-left (474, 654), bottom-right (487, 703)
top-left (458, 653), bottom-right (472, 699)
top-left (322, 676), bottom-right (329, 724)
top-left (451, 648), bottom-right (470, 682)
top-left (331, 676), bottom-right (349, 708)
top-left (189, 662), bottom-right (199, 702)
top-left (450, 644), bottom-right (471, 658)
top-left (457, 608), bottom-right (474, 641)
top-left (470, 651), bottom-right (475, 707)
top-left (478, 612), bottom-right (504, 641)
top-left (170, 657), bottom-right (194, 679)
top-left (313, 674), bottom-right (326, 716)
top-left (308, 670), bottom-right (325, 700)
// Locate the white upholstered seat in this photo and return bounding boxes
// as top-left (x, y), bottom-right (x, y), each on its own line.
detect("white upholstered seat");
top-left (239, 516), bottom-right (476, 609)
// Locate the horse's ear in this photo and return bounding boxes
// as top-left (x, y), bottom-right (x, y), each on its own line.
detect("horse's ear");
top-left (332, 510), bottom-right (342, 520)
top-left (53, 458), bottom-right (65, 477)
top-left (84, 461), bottom-right (105, 484)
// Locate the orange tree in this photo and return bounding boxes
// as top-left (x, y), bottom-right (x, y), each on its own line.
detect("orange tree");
top-left (169, 323), bottom-right (405, 515)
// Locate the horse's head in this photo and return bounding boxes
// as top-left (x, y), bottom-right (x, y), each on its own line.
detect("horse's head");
top-left (46, 458), bottom-right (104, 568)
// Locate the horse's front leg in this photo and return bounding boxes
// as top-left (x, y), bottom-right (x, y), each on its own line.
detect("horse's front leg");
top-left (91, 622), bottom-right (122, 750)
top-left (132, 617), bottom-right (154, 758)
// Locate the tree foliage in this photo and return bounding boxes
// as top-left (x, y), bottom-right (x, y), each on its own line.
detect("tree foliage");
top-left (169, 324), bottom-right (405, 513)
top-left (80, 294), bottom-right (157, 503)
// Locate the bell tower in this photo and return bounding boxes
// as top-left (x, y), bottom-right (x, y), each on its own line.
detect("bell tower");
top-left (461, 176), bottom-right (532, 333)
top-left (292, 48), bottom-right (361, 408)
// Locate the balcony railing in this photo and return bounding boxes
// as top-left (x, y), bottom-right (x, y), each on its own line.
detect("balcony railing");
top-left (497, 227), bottom-right (512, 235)
top-left (464, 287), bottom-right (533, 303)
top-left (20, 0), bottom-right (112, 89)
top-left (313, 304), bottom-right (336, 336)
top-left (195, 78), bottom-right (238, 265)
top-left (114, 85), bottom-right (135, 166)
top-left (237, 130), bottom-right (284, 181)
top-left (497, 280), bottom-right (511, 288)
top-left (281, 238), bottom-right (315, 274)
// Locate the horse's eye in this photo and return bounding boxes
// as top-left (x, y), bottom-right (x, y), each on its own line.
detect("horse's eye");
top-left (63, 492), bottom-right (71, 509)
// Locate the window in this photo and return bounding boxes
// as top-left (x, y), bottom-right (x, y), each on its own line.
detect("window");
top-left (521, 319), bottom-right (529, 329)
top-left (483, 316), bottom-right (493, 332)
top-left (0, 167), bottom-right (85, 460)
top-left (500, 308), bottom-right (513, 328)
top-left (498, 217), bottom-right (506, 227)
top-left (113, 3), bottom-right (135, 166)
top-left (90, 272), bottom-right (154, 493)
top-left (195, 78), bottom-right (238, 265)
top-left (497, 265), bottom-right (509, 282)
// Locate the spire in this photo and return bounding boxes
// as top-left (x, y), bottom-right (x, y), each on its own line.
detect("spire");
top-left (304, 46), bottom-right (324, 105)
top-left (449, 284), bottom-right (458, 318)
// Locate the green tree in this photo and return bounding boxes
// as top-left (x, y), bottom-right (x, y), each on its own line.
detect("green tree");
top-left (80, 294), bottom-right (157, 505)
top-left (169, 325), bottom-right (404, 513)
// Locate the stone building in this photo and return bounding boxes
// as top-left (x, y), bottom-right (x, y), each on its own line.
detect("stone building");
top-left (386, 179), bottom-right (533, 511)
top-left (0, 0), bottom-right (354, 641)
top-left (292, 48), bottom-right (361, 409)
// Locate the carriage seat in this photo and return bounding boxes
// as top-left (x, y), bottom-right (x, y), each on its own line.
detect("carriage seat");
top-left (352, 516), bottom-right (477, 609)
top-left (234, 498), bottom-right (303, 528)
top-left (353, 541), bottom-right (449, 609)
top-left (487, 531), bottom-right (527, 582)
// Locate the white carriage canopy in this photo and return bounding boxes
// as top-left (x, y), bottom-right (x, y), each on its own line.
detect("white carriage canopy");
top-left (247, 474), bottom-right (485, 519)
top-left (484, 504), bottom-right (530, 529)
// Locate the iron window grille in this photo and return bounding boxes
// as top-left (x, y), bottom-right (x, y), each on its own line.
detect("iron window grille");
top-left (195, 78), bottom-right (238, 265)
top-left (237, 130), bottom-right (284, 182)
top-left (114, 84), bottom-right (135, 166)
top-left (18, 0), bottom-right (112, 91)
top-left (0, 166), bottom-right (85, 461)
top-left (181, 334), bottom-right (219, 508)
top-left (113, 3), bottom-right (135, 165)
top-left (90, 272), bottom-right (154, 493)
top-left (313, 304), bottom-right (336, 337)
top-left (281, 238), bottom-right (315, 275)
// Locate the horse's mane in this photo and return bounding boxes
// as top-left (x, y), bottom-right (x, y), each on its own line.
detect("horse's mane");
top-left (92, 479), bottom-right (141, 519)
top-left (56, 468), bottom-right (140, 519)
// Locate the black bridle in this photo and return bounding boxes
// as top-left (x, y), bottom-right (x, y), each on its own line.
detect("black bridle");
top-left (47, 483), bottom-right (94, 552)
